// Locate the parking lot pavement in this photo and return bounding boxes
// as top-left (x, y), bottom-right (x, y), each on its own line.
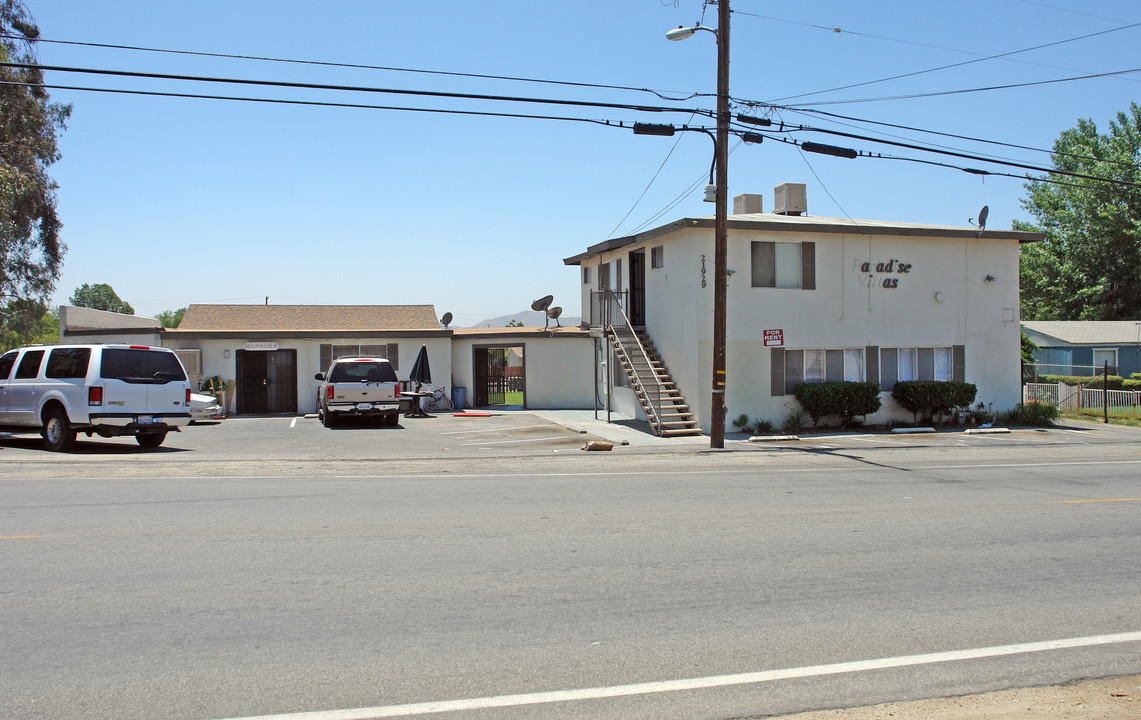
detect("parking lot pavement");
top-left (2, 413), bottom-right (1138, 478)
top-left (0, 410), bottom-right (615, 469)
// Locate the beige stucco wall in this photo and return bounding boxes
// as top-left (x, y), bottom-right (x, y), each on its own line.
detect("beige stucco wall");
top-left (450, 335), bottom-right (595, 410)
top-left (159, 336), bottom-right (453, 415)
top-left (578, 224), bottom-right (1023, 432)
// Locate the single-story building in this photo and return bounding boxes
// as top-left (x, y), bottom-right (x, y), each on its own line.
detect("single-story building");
top-left (1022, 321), bottom-right (1141, 378)
top-left (564, 185), bottom-right (1042, 432)
top-left (60, 304), bottom-right (594, 415)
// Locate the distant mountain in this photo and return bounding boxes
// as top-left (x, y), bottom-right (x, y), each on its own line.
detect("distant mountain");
top-left (468, 310), bottom-right (581, 329)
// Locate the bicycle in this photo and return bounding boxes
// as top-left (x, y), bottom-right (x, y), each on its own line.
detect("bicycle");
top-left (423, 386), bottom-right (455, 412)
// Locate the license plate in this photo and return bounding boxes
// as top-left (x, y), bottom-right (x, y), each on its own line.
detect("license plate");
top-left (137, 415), bottom-right (154, 425)
top-left (356, 403), bottom-right (373, 410)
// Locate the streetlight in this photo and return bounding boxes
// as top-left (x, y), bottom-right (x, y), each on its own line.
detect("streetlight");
top-left (667, 2), bottom-right (730, 449)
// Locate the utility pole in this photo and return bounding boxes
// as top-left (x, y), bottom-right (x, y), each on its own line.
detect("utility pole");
top-left (710, 0), bottom-right (730, 448)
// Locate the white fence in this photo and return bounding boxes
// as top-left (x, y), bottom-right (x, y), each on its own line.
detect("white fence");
top-left (1024, 383), bottom-right (1141, 414)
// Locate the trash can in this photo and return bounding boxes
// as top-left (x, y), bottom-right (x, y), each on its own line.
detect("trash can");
top-left (452, 386), bottom-right (466, 410)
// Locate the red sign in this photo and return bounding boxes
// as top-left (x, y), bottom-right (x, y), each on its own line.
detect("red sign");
top-left (763, 329), bottom-right (784, 347)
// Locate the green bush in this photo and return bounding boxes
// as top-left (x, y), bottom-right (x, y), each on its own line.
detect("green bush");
top-left (793, 381), bottom-right (882, 427)
top-left (780, 407), bottom-right (809, 434)
top-left (891, 381), bottom-right (978, 423)
top-left (731, 414), bottom-right (775, 435)
top-left (1038, 374), bottom-right (1126, 390)
top-left (1125, 379), bottom-right (1141, 391)
top-left (997, 401), bottom-right (1059, 427)
top-left (1131, 373), bottom-right (1141, 381)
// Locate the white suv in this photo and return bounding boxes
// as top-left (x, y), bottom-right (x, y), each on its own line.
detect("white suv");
top-left (0, 344), bottom-right (192, 451)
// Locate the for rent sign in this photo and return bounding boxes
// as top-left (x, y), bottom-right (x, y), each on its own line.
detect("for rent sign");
top-left (763, 329), bottom-right (784, 347)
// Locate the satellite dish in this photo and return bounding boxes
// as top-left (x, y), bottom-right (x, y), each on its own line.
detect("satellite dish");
top-left (547, 306), bottom-right (563, 328)
top-left (531, 295), bottom-right (554, 312)
top-left (970, 205), bottom-right (988, 236)
top-left (440, 312), bottom-right (453, 329)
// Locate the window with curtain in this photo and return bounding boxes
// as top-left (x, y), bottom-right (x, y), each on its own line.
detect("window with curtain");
top-left (804, 349), bottom-right (826, 383)
top-left (898, 348), bottom-right (917, 382)
top-left (751, 241), bottom-right (815, 289)
top-left (934, 347), bottom-right (952, 382)
top-left (844, 349), bottom-right (863, 381)
top-left (774, 347), bottom-right (865, 395)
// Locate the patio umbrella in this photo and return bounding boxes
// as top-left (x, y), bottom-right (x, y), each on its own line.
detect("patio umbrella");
top-left (408, 345), bottom-right (432, 391)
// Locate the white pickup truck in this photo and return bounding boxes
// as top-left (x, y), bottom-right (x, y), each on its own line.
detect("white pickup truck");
top-left (314, 357), bottom-right (401, 427)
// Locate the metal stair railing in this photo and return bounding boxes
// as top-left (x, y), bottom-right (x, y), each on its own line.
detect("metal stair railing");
top-left (601, 290), bottom-right (667, 434)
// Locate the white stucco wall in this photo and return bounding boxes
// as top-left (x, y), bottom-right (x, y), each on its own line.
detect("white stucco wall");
top-left (162, 336), bottom-right (453, 415)
top-left (577, 222), bottom-right (1024, 432)
top-left (450, 335), bottom-right (595, 410)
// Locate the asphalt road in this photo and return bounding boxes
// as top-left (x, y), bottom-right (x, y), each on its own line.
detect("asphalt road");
top-left (2, 416), bottom-right (1139, 719)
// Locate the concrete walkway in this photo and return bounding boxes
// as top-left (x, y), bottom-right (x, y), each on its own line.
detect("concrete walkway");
top-left (527, 409), bottom-right (753, 449)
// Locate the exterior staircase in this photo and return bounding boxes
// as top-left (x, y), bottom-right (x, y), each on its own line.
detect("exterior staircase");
top-left (608, 326), bottom-right (703, 437)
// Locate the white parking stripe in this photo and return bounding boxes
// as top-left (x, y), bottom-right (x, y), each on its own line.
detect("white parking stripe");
top-left (461, 436), bottom-right (567, 446)
top-left (290, 418), bottom-right (299, 429)
top-left (213, 631), bottom-right (1141, 720)
top-left (440, 425), bottom-right (550, 436)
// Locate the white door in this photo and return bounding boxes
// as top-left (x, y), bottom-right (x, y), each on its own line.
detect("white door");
top-left (6, 349), bottom-right (46, 427)
top-left (0, 350), bottom-right (17, 423)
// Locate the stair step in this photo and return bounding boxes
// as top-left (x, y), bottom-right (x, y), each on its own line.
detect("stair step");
top-left (659, 428), bottom-right (705, 437)
top-left (609, 326), bottom-right (701, 439)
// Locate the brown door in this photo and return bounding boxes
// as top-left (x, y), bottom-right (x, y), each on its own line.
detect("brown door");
top-left (237, 349), bottom-right (297, 414)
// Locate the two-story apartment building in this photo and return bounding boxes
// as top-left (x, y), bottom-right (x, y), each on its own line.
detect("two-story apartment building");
top-left (565, 185), bottom-right (1042, 432)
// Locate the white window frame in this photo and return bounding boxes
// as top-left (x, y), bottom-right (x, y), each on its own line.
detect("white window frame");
top-left (1093, 348), bottom-right (1118, 373)
top-left (781, 347), bottom-right (865, 394)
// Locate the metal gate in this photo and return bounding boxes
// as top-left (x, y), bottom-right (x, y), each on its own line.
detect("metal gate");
top-left (236, 349), bottom-right (297, 414)
top-left (487, 347), bottom-right (508, 405)
top-left (472, 346), bottom-right (523, 407)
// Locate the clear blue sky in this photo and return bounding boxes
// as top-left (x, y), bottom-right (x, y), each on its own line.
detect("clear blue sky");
top-left (29, 0), bottom-right (1141, 326)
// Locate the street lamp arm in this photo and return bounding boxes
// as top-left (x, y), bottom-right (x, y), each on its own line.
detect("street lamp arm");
top-left (666, 25), bottom-right (719, 42)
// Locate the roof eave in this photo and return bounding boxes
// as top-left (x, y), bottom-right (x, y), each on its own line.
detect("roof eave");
top-left (565, 216), bottom-right (1043, 264)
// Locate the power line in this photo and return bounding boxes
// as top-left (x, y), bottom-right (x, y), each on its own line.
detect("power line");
top-left (0, 62), bottom-right (714, 118)
top-left (734, 126), bottom-right (1141, 190)
top-left (764, 122), bottom-right (1141, 186)
top-left (769, 21), bottom-right (1141, 103)
top-left (731, 9), bottom-right (1141, 84)
top-left (0, 80), bottom-right (652, 128)
top-left (746, 130), bottom-right (1135, 193)
top-left (3, 33), bottom-right (702, 102)
top-left (782, 66), bottom-right (1141, 106)
top-left (1008, 0), bottom-right (1133, 24)
top-left (779, 106), bottom-right (1141, 170)
top-left (607, 113), bottom-right (698, 239)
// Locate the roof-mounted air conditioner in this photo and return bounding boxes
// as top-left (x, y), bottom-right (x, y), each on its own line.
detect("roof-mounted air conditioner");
top-left (773, 183), bottom-right (807, 216)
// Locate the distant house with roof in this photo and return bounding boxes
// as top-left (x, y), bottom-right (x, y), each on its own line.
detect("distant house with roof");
top-left (1021, 321), bottom-right (1141, 378)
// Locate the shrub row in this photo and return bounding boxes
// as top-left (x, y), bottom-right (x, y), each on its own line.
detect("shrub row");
top-left (792, 381), bottom-right (882, 427)
top-left (997, 400), bottom-right (1059, 426)
top-left (891, 381), bottom-right (977, 423)
top-left (1037, 374), bottom-right (1128, 390)
top-left (1038, 374), bottom-right (1141, 391)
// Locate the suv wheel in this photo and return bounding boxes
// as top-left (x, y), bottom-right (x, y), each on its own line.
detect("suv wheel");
top-left (42, 408), bottom-right (76, 452)
top-left (136, 432), bottom-right (167, 448)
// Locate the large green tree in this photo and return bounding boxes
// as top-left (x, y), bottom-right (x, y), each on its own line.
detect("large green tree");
top-left (1016, 103), bottom-right (1141, 321)
top-left (0, 297), bottom-right (57, 351)
top-left (0, 1), bottom-right (70, 303)
top-left (155, 306), bottom-right (186, 328)
top-left (69, 283), bottom-right (134, 315)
